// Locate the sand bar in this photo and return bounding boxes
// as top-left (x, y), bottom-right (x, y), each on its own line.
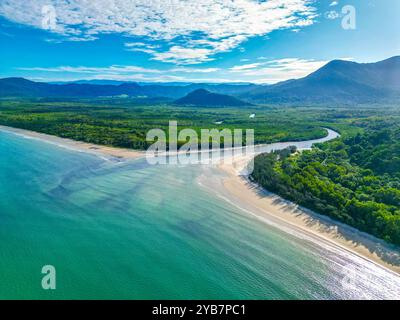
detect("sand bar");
top-left (1, 124), bottom-right (399, 274)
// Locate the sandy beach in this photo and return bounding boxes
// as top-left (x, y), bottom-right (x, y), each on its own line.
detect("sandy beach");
top-left (1, 124), bottom-right (399, 275)
top-left (217, 157), bottom-right (400, 274)
top-left (0, 125), bottom-right (145, 160)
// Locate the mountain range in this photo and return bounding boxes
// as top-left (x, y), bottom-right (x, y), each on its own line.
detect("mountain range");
top-left (0, 77), bottom-right (257, 100)
top-left (1, 56), bottom-right (399, 105)
top-left (244, 56), bottom-right (400, 104)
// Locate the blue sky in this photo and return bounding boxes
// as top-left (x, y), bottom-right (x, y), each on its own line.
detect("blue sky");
top-left (0, 0), bottom-right (399, 84)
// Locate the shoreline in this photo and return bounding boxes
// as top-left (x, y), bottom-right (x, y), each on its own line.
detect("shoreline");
top-left (0, 125), bottom-right (145, 160)
top-left (217, 157), bottom-right (400, 275)
top-left (1, 124), bottom-right (399, 274)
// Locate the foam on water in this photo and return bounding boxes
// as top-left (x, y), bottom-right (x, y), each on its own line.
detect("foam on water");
top-left (0, 129), bottom-right (399, 299)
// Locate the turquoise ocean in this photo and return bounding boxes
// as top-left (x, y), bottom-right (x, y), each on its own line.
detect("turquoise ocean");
top-left (0, 130), bottom-right (399, 299)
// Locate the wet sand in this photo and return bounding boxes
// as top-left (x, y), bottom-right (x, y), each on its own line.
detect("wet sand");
top-left (2, 124), bottom-right (399, 274)
top-left (0, 125), bottom-right (144, 160)
top-left (216, 155), bottom-right (400, 274)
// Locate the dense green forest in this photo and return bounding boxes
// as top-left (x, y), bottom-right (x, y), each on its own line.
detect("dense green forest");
top-left (251, 121), bottom-right (400, 245)
top-left (2, 100), bottom-right (398, 150)
top-left (0, 99), bottom-right (332, 149)
top-left (1, 99), bottom-right (400, 244)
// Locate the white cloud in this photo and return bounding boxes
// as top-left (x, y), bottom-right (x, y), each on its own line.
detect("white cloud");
top-left (329, 1), bottom-right (339, 6)
top-left (230, 63), bottom-right (263, 72)
top-left (18, 65), bottom-right (162, 74)
top-left (0, 0), bottom-right (317, 64)
top-left (79, 74), bottom-right (186, 83)
top-left (26, 72), bottom-right (238, 84)
top-left (151, 46), bottom-right (214, 64)
top-left (151, 35), bottom-right (251, 64)
top-left (125, 42), bottom-right (147, 48)
top-left (124, 42), bottom-right (161, 54)
top-left (18, 65), bottom-right (220, 76)
top-left (170, 67), bottom-right (220, 73)
top-left (17, 58), bottom-right (328, 84)
top-left (65, 73), bottom-right (188, 83)
top-left (238, 58), bottom-right (328, 83)
top-left (127, 48), bottom-right (158, 54)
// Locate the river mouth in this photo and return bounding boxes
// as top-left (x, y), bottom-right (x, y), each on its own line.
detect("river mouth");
top-left (0, 127), bottom-right (399, 299)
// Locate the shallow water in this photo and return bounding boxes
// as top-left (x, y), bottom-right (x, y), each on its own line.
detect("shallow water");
top-left (0, 130), bottom-right (399, 299)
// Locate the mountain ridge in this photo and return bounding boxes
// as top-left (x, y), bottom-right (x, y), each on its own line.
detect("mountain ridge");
top-left (243, 56), bottom-right (400, 104)
top-left (0, 77), bottom-right (258, 99)
top-left (1, 56), bottom-right (399, 104)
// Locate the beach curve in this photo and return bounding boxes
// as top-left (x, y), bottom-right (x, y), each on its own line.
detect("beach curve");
top-left (1, 124), bottom-right (399, 275)
top-left (212, 128), bottom-right (400, 274)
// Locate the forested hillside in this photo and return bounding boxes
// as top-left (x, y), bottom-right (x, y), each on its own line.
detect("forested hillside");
top-left (251, 122), bottom-right (400, 245)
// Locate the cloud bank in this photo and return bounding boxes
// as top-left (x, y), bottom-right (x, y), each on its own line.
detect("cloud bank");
top-left (18, 57), bottom-right (328, 84)
top-left (229, 58), bottom-right (328, 83)
top-left (0, 0), bottom-right (317, 64)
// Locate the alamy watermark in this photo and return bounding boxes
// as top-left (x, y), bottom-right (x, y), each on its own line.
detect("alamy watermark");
top-left (41, 265), bottom-right (56, 290)
top-left (41, 5), bottom-right (57, 31)
top-left (145, 121), bottom-right (255, 175)
top-left (325, 4), bottom-right (357, 30)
